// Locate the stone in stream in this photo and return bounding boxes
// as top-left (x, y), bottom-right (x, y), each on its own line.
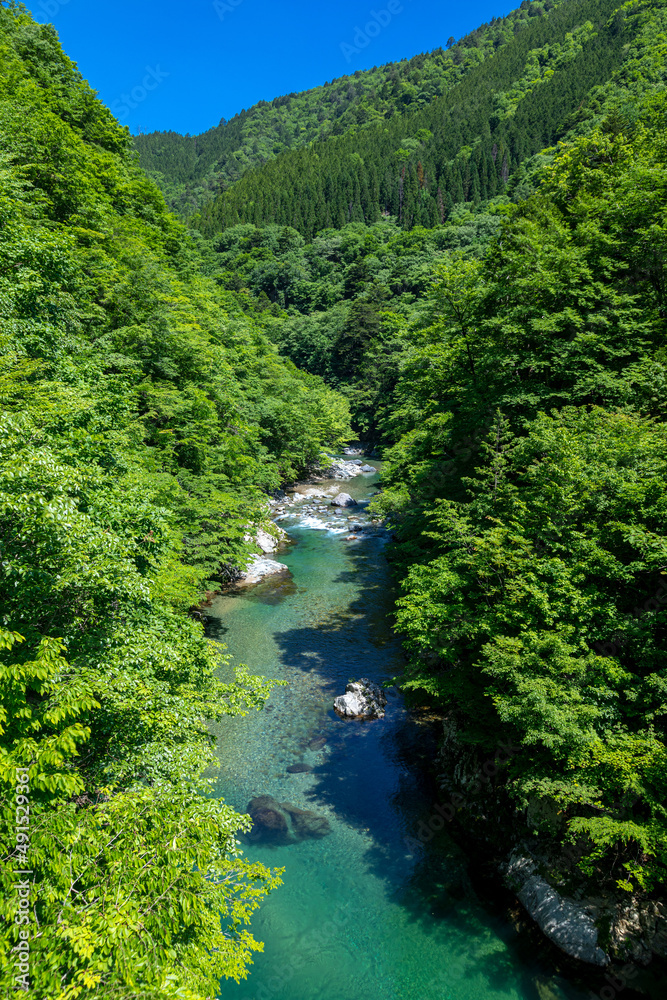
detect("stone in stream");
top-left (282, 803), bottom-right (331, 840)
top-left (286, 762), bottom-right (313, 774)
top-left (360, 465), bottom-right (377, 473)
top-left (246, 795), bottom-right (290, 843)
top-left (238, 555), bottom-right (290, 587)
top-left (246, 795), bottom-right (331, 843)
top-left (334, 679), bottom-right (387, 720)
top-left (331, 493), bottom-right (357, 508)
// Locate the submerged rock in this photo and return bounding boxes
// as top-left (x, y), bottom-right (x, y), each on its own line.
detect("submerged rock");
top-left (334, 678), bottom-right (387, 720)
top-left (246, 796), bottom-right (290, 842)
top-left (331, 493), bottom-right (357, 508)
top-left (246, 795), bottom-right (331, 843)
top-left (286, 762), bottom-right (313, 774)
top-left (308, 736), bottom-right (327, 751)
top-left (283, 804), bottom-right (331, 839)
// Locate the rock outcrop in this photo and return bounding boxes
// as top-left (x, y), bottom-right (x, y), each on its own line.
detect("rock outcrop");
top-left (334, 679), bottom-right (387, 719)
top-left (505, 855), bottom-right (609, 966)
top-left (605, 899), bottom-right (667, 964)
top-left (243, 523), bottom-right (289, 554)
top-left (238, 555), bottom-right (290, 587)
top-left (255, 526), bottom-right (287, 554)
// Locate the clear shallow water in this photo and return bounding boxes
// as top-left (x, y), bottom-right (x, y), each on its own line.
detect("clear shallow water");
top-left (206, 468), bottom-right (586, 1000)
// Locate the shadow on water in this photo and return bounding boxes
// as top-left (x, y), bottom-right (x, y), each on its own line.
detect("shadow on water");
top-left (207, 472), bottom-right (602, 1000)
top-left (266, 533), bottom-right (612, 1000)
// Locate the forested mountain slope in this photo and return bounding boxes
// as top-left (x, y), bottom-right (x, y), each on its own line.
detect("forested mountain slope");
top-left (370, 84), bottom-right (667, 941)
top-left (195, 0), bottom-right (637, 237)
top-left (135, 0), bottom-right (584, 219)
top-left (0, 5), bottom-right (349, 997)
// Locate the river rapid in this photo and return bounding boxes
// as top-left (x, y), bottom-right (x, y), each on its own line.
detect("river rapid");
top-left (206, 464), bottom-right (588, 1000)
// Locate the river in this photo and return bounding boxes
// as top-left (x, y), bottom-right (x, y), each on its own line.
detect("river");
top-left (206, 464), bottom-right (588, 1000)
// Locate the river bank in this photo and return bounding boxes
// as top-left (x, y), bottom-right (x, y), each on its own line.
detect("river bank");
top-left (201, 461), bottom-right (609, 1000)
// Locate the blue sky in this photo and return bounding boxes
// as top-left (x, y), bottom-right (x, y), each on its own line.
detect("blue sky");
top-left (29, 0), bottom-right (522, 135)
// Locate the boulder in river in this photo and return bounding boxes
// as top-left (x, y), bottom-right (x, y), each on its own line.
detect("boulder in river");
top-left (284, 804), bottom-right (331, 840)
top-left (246, 795), bottom-right (290, 843)
top-left (334, 678), bottom-right (387, 719)
top-left (360, 465), bottom-right (377, 473)
top-left (331, 492), bottom-right (357, 508)
top-left (246, 796), bottom-right (331, 843)
top-left (239, 555), bottom-right (290, 587)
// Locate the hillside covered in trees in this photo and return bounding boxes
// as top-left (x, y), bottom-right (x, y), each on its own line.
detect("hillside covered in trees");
top-left (187, 0), bottom-right (639, 237)
top-left (0, 4), bottom-right (349, 997)
top-left (134, 1), bottom-right (564, 218)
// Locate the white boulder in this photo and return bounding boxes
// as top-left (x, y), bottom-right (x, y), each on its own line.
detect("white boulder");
top-left (506, 855), bottom-right (609, 966)
top-left (334, 679), bottom-right (387, 719)
top-left (239, 555), bottom-right (290, 587)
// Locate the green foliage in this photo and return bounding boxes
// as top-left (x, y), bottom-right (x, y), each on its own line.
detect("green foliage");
top-left (374, 89), bottom-right (667, 895)
top-left (0, 5), bottom-right (351, 995)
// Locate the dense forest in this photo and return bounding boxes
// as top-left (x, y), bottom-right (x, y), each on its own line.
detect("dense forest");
top-left (3, 0), bottom-right (667, 995)
top-left (0, 4), bottom-right (349, 997)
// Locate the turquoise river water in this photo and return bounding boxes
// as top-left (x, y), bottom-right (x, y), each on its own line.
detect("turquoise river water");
top-left (206, 465), bottom-right (589, 1000)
